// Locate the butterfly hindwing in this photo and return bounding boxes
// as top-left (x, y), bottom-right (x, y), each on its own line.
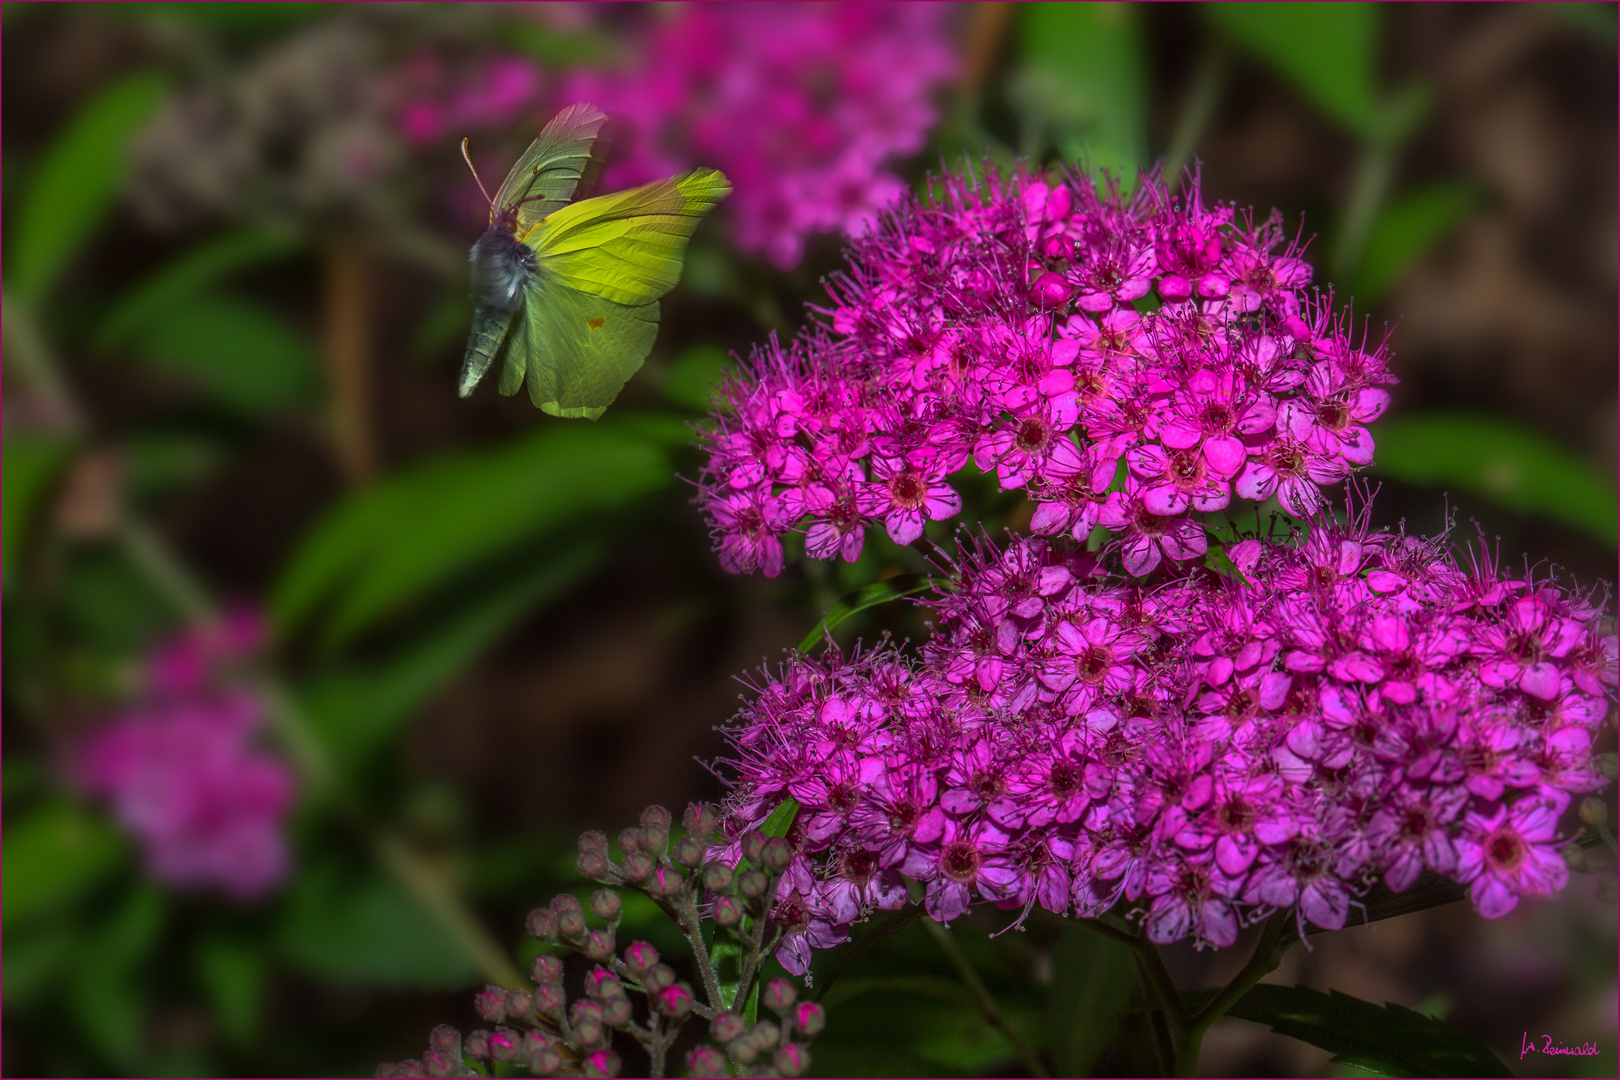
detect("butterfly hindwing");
top-left (524, 168), bottom-right (733, 306)
top-left (491, 102), bottom-right (609, 233)
top-left (518, 268), bottom-right (660, 420)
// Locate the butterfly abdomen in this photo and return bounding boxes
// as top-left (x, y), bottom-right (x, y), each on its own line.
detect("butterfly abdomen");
top-left (460, 227), bottom-right (538, 398)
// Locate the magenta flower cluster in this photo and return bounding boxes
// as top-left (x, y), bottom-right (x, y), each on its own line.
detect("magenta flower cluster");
top-left (72, 610), bottom-right (297, 901)
top-left (712, 520), bottom-right (1616, 970)
top-left (396, 53), bottom-right (545, 149)
top-left (562, 2), bottom-right (957, 268)
top-left (697, 166), bottom-right (1399, 578)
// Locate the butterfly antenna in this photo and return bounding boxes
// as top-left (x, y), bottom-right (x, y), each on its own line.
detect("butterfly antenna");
top-left (461, 138), bottom-right (495, 208)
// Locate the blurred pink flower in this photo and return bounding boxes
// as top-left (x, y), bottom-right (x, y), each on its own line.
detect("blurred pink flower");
top-left (73, 613), bottom-right (296, 901)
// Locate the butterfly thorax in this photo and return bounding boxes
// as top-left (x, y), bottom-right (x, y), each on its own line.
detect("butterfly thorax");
top-left (468, 225), bottom-right (537, 315)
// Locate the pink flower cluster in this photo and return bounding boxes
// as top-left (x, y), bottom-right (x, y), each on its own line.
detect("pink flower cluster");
top-left (72, 611), bottom-right (297, 901)
top-left (712, 518), bottom-right (1616, 970)
top-left (562, 3), bottom-right (958, 268)
top-left (698, 166), bottom-right (1399, 578)
top-left (395, 54), bottom-right (546, 148)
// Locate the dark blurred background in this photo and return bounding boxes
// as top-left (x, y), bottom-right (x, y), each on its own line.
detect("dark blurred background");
top-left (4, 4), bottom-right (1615, 1077)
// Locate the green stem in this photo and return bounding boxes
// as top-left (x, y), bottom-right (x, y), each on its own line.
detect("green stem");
top-left (1163, 43), bottom-right (1230, 190)
top-left (1077, 916), bottom-right (1189, 1032)
top-left (922, 918), bottom-right (1050, 1079)
top-left (1137, 958), bottom-right (1176, 1077)
top-left (1172, 911), bottom-right (1293, 1077)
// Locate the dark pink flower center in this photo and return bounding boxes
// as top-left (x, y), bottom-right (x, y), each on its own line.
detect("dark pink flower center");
top-left (1487, 829), bottom-right (1525, 871)
top-left (941, 839), bottom-right (983, 882)
top-left (889, 471), bottom-right (926, 509)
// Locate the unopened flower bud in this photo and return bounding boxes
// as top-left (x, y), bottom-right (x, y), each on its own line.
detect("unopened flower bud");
top-left (711, 1012), bottom-right (747, 1043)
top-left (655, 981), bottom-right (696, 1017)
top-left (463, 1029), bottom-right (491, 1060)
top-left (738, 869), bottom-right (769, 898)
top-left (427, 1025), bottom-right (461, 1056)
top-left (570, 1001), bottom-right (606, 1048)
top-left (552, 893), bottom-right (582, 916)
top-left (524, 1032), bottom-right (562, 1076)
top-left (774, 1043), bottom-right (811, 1077)
top-left (420, 1050), bottom-right (459, 1078)
top-left (686, 1045), bottom-right (727, 1077)
top-left (532, 984), bottom-right (567, 1016)
top-left (622, 940), bottom-right (659, 975)
top-left (531, 953), bottom-right (565, 985)
top-left (748, 1020), bottom-right (781, 1051)
top-left (647, 866), bottom-right (685, 897)
top-left (792, 1001), bottom-right (825, 1037)
top-left (581, 1048), bottom-right (620, 1078)
top-left (601, 994), bottom-right (633, 1027)
top-left (674, 834), bottom-right (707, 867)
top-left (584, 968), bottom-right (623, 999)
top-left (488, 1027), bottom-right (520, 1063)
top-left (640, 804), bottom-right (672, 829)
top-left (1040, 235), bottom-right (1074, 262)
top-left (760, 838), bottom-right (791, 872)
top-left (621, 851), bottom-right (654, 883)
top-left (762, 978), bottom-right (798, 1014)
top-left (683, 803), bottom-right (718, 838)
top-left (473, 985), bottom-right (506, 1023)
top-left (741, 831), bottom-right (766, 863)
top-left (704, 863), bottom-right (735, 892)
top-left (727, 1037), bottom-right (760, 1065)
top-left (1580, 797), bottom-right (1609, 828)
top-left (579, 830), bottom-right (609, 855)
top-left (504, 990), bottom-right (533, 1019)
top-left (645, 962), bottom-right (677, 991)
top-left (578, 847), bottom-right (612, 879)
top-left (376, 1060), bottom-right (424, 1078)
top-left (584, 927), bottom-right (616, 962)
top-left (713, 895), bottom-right (744, 927)
top-left (640, 822), bottom-right (670, 852)
top-left (557, 909), bottom-right (586, 941)
top-left (1602, 752), bottom-right (1619, 779)
top-left (618, 826), bottom-right (642, 854)
top-left (526, 908), bottom-right (559, 942)
top-left (591, 888), bottom-right (622, 921)
top-left (1031, 270), bottom-right (1072, 309)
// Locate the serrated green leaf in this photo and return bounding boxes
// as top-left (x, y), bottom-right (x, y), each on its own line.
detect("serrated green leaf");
top-left (95, 226), bottom-right (303, 349)
top-left (273, 422), bottom-right (670, 648)
top-left (9, 69), bottom-right (170, 302)
top-left (1371, 413), bottom-right (1618, 547)
top-left (1204, 3), bottom-right (1384, 138)
top-left (117, 290), bottom-right (322, 411)
top-left (1222, 983), bottom-right (1512, 1077)
top-left (1354, 182), bottom-right (1484, 303)
top-left (276, 863), bottom-right (478, 990)
top-left (1011, 3), bottom-right (1148, 171)
top-left (2, 433), bottom-right (75, 581)
top-left (299, 542), bottom-right (602, 769)
top-left (2, 802), bottom-right (126, 929)
top-left (663, 345), bottom-right (730, 411)
top-left (1051, 920), bottom-right (1138, 1076)
top-left (798, 574), bottom-right (936, 653)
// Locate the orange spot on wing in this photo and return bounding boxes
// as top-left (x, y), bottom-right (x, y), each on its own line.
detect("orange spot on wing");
top-left (587, 316), bottom-right (606, 330)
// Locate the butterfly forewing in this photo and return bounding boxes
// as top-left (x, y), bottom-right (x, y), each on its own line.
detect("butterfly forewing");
top-left (524, 168), bottom-right (734, 306)
top-left (522, 268), bottom-right (660, 420)
top-left (492, 102), bottom-right (610, 232)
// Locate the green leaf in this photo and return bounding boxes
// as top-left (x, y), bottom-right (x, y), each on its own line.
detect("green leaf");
top-left (2, 802), bottom-right (126, 929)
top-left (94, 225), bottom-right (303, 349)
top-left (663, 344), bottom-right (730, 411)
top-left (1203, 3), bottom-right (1384, 138)
top-left (1354, 182), bottom-right (1484, 303)
top-left (2, 433), bottom-right (75, 581)
top-left (760, 796), bottom-right (800, 839)
top-left (1371, 413), bottom-right (1618, 547)
top-left (1011, 3), bottom-right (1148, 171)
top-left (819, 977), bottom-right (1026, 1072)
top-left (195, 935), bottom-right (266, 1045)
top-left (276, 862), bottom-right (479, 989)
top-left (69, 884), bottom-right (167, 1069)
top-left (812, 907), bottom-right (925, 1003)
top-left (1221, 983), bottom-right (1511, 1077)
top-left (123, 430), bottom-right (226, 503)
top-left (272, 422), bottom-right (671, 648)
top-left (798, 574), bottom-right (937, 653)
top-left (3, 920), bottom-right (78, 1006)
top-left (116, 290), bottom-right (322, 412)
top-left (9, 69), bottom-right (170, 302)
top-left (299, 542), bottom-right (602, 769)
top-left (1051, 921), bottom-right (1138, 1076)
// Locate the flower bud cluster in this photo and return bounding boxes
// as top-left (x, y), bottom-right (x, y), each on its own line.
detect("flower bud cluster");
top-left (697, 164), bottom-right (1397, 578)
top-left (711, 513), bottom-right (1616, 972)
top-left (379, 804), bottom-right (827, 1078)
